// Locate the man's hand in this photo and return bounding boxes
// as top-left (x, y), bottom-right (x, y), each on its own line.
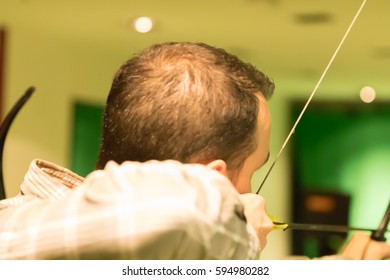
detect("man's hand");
top-left (239, 193), bottom-right (273, 251)
top-left (340, 232), bottom-right (390, 259)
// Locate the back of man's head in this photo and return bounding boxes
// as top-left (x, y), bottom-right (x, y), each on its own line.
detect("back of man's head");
top-left (97, 42), bottom-right (274, 176)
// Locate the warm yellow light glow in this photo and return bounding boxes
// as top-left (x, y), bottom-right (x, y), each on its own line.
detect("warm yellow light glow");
top-left (134, 17), bottom-right (153, 33)
top-left (359, 86), bottom-right (376, 103)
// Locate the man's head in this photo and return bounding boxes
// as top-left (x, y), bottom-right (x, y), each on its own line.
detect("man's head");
top-left (97, 42), bottom-right (274, 192)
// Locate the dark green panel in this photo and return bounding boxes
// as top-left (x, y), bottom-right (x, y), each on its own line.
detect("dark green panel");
top-left (71, 102), bottom-right (104, 177)
top-left (291, 101), bottom-right (390, 241)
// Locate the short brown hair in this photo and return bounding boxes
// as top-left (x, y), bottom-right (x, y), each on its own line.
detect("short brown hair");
top-left (97, 42), bottom-right (274, 175)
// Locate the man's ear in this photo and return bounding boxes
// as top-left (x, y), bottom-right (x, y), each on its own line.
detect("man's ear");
top-left (206, 159), bottom-right (228, 177)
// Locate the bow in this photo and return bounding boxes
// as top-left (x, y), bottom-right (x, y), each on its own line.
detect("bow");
top-left (254, 0), bottom-right (389, 242)
top-left (0, 87), bottom-right (35, 199)
top-left (256, 0), bottom-right (368, 194)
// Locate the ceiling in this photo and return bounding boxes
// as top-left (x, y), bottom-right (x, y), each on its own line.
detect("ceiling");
top-left (1, 0), bottom-right (390, 94)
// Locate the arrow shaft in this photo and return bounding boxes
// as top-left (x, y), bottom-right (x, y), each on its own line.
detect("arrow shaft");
top-left (284, 222), bottom-right (389, 234)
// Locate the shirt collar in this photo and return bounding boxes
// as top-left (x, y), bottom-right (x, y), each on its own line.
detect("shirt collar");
top-left (20, 159), bottom-right (85, 200)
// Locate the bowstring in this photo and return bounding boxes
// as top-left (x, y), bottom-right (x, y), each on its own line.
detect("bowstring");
top-left (256, 0), bottom-right (368, 194)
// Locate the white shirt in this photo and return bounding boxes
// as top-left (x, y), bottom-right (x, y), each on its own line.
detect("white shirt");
top-left (0, 159), bottom-right (260, 259)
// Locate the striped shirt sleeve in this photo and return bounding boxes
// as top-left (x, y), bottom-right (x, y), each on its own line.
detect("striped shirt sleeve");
top-left (0, 160), bottom-right (260, 260)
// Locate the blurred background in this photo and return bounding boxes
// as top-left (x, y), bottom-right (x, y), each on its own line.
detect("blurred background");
top-left (0, 0), bottom-right (389, 259)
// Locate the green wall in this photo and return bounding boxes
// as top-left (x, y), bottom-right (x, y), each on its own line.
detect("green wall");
top-left (292, 101), bottom-right (390, 240)
top-left (71, 102), bottom-right (103, 177)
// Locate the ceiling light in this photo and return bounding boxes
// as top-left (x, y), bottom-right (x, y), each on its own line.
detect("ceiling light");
top-left (360, 86), bottom-right (376, 103)
top-left (134, 17), bottom-right (153, 33)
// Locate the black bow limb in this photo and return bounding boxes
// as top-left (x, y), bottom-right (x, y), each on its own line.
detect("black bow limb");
top-left (370, 201), bottom-right (390, 242)
top-left (0, 87), bottom-right (35, 199)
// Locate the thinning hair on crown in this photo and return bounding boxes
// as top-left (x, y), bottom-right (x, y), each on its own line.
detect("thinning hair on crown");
top-left (97, 42), bottom-right (274, 176)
